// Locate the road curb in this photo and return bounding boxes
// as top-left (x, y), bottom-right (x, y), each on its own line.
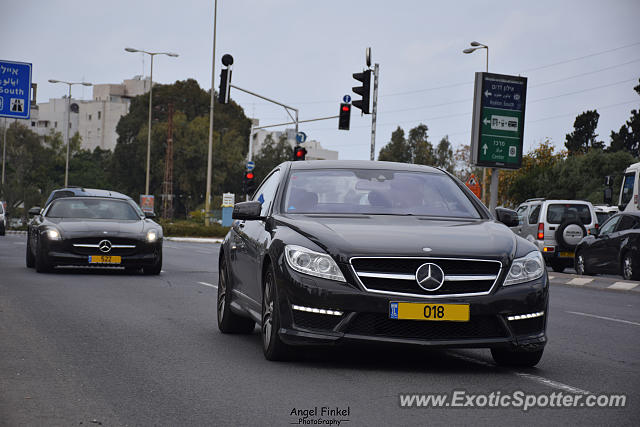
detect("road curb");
top-left (6, 230), bottom-right (27, 235)
top-left (549, 273), bottom-right (640, 294)
top-left (165, 236), bottom-right (223, 244)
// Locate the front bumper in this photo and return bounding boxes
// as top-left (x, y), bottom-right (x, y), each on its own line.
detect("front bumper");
top-left (275, 264), bottom-right (548, 352)
top-left (41, 238), bottom-right (162, 267)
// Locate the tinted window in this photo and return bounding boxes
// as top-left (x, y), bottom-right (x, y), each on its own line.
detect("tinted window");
top-left (0, 203), bottom-right (4, 214)
top-left (528, 205), bottom-right (541, 224)
top-left (283, 169), bottom-right (481, 218)
top-left (599, 215), bottom-right (620, 236)
top-left (252, 170), bottom-right (281, 216)
top-left (545, 204), bottom-right (592, 225)
top-left (621, 173), bottom-right (635, 205)
top-left (47, 198), bottom-right (140, 220)
top-left (596, 212), bottom-right (611, 225)
top-left (617, 215), bottom-right (638, 232)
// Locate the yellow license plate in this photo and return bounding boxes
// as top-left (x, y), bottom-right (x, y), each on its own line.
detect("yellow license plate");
top-left (88, 255), bottom-right (121, 264)
top-left (389, 302), bottom-right (469, 322)
top-left (558, 252), bottom-right (574, 258)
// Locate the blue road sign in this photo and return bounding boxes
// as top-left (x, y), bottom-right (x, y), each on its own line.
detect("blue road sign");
top-left (296, 132), bottom-right (307, 143)
top-left (343, 94), bottom-right (351, 103)
top-left (246, 161), bottom-right (255, 171)
top-left (481, 77), bottom-right (525, 111)
top-left (0, 60), bottom-right (32, 120)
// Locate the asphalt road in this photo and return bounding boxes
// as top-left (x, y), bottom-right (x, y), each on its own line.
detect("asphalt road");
top-left (1, 234), bottom-right (638, 426)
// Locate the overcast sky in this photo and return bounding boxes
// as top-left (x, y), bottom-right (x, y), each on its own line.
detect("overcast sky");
top-left (2, 0), bottom-right (639, 160)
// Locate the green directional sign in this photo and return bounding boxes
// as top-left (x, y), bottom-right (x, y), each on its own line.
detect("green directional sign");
top-left (471, 72), bottom-right (527, 169)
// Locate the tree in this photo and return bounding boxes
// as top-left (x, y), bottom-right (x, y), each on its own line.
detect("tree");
top-left (434, 135), bottom-right (454, 172)
top-left (253, 134), bottom-right (292, 184)
top-left (378, 126), bottom-right (411, 163)
top-left (565, 110), bottom-right (604, 154)
top-left (609, 78), bottom-right (640, 158)
top-left (408, 124), bottom-right (434, 165)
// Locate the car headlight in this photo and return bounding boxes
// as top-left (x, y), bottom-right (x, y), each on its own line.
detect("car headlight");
top-left (503, 250), bottom-right (544, 286)
top-left (284, 244), bottom-right (346, 282)
top-left (46, 229), bottom-right (61, 240)
top-left (146, 230), bottom-right (158, 242)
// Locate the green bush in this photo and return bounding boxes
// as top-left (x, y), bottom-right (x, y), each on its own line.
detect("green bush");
top-left (157, 219), bottom-right (230, 238)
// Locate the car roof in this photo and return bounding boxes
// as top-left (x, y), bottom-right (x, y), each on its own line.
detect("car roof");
top-left (46, 188), bottom-right (132, 205)
top-left (286, 160), bottom-right (444, 174)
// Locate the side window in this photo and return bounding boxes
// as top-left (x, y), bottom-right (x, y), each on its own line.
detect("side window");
top-left (616, 215), bottom-right (636, 232)
top-left (516, 205), bottom-right (529, 224)
top-left (599, 215), bottom-right (620, 236)
top-left (252, 170), bottom-right (281, 216)
top-left (528, 205), bottom-right (541, 224)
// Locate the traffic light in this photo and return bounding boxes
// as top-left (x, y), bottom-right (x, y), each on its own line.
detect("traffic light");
top-left (352, 70), bottom-right (371, 114)
top-left (218, 68), bottom-right (232, 104)
top-left (243, 171), bottom-right (256, 194)
top-left (338, 103), bottom-right (351, 130)
top-left (293, 146), bottom-right (307, 161)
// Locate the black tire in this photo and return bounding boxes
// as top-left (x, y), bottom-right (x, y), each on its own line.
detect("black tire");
top-left (0, 226), bottom-right (5, 236)
top-left (575, 251), bottom-right (592, 276)
top-left (26, 235), bottom-right (35, 268)
top-left (35, 240), bottom-right (52, 273)
top-left (621, 252), bottom-right (640, 281)
top-left (217, 255), bottom-right (255, 334)
top-left (262, 264), bottom-right (293, 361)
top-left (491, 347), bottom-right (544, 367)
top-left (143, 248), bottom-right (162, 275)
top-left (549, 259), bottom-right (566, 273)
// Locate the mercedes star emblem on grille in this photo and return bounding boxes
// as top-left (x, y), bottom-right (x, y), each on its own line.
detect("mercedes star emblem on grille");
top-left (98, 240), bottom-right (112, 253)
top-left (415, 262), bottom-right (445, 291)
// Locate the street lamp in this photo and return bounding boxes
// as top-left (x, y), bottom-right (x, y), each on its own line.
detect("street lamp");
top-left (205, 0), bottom-right (218, 227)
top-left (463, 41), bottom-right (489, 204)
top-left (124, 47), bottom-right (179, 195)
top-left (48, 79), bottom-right (93, 187)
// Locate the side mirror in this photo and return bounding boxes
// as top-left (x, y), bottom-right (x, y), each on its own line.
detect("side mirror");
top-left (28, 206), bottom-right (41, 216)
top-left (144, 211), bottom-right (156, 219)
top-left (232, 201), bottom-right (263, 221)
top-left (603, 187), bottom-right (613, 206)
top-left (495, 207), bottom-right (519, 227)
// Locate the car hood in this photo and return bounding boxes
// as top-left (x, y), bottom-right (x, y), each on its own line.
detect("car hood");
top-left (277, 214), bottom-right (518, 263)
top-left (47, 218), bottom-right (146, 237)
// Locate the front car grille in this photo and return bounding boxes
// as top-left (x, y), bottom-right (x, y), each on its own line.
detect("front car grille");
top-left (346, 313), bottom-right (508, 340)
top-left (66, 237), bottom-right (140, 256)
top-left (350, 257), bottom-right (502, 298)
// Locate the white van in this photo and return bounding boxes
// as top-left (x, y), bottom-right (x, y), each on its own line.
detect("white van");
top-left (619, 162), bottom-right (640, 212)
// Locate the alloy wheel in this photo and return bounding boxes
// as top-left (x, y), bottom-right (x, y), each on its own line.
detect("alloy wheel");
top-left (217, 261), bottom-right (227, 323)
top-left (262, 273), bottom-right (274, 349)
top-left (576, 255), bottom-right (585, 275)
top-left (623, 255), bottom-right (633, 280)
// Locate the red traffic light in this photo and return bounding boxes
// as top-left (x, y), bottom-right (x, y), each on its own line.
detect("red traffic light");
top-left (296, 150), bottom-right (304, 158)
top-left (246, 172), bottom-right (254, 179)
top-left (342, 105), bottom-right (350, 112)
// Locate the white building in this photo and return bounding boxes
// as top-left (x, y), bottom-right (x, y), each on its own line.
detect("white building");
top-left (250, 123), bottom-right (338, 160)
top-left (8, 76), bottom-right (150, 151)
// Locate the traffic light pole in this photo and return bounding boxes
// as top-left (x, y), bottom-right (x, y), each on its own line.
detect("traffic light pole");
top-left (370, 63), bottom-right (379, 161)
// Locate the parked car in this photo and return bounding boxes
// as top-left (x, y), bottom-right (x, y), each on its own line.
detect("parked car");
top-left (26, 191), bottom-right (162, 274)
top-left (511, 198), bottom-right (598, 272)
top-left (218, 160), bottom-right (547, 367)
top-left (575, 212), bottom-right (640, 280)
top-left (0, 201), bottom-right (6, 236)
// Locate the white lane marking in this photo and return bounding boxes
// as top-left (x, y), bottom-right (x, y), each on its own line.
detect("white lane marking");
top-left (548, 275), bottom-right (555, 280)
top-left (197, 281), bottom-right (218, 289)
top-left (161, 270), bottom-right (165, 273)
top-left (567, 311), bottom-right (640, 327)
top-left (448, 352), bottom-right (591, 395)
top-left (515, 372), bottom-right (591, 395)
top-left (608, 281), bottom-right (639, 291)
top-left (13, 241), bottom-right (25, 245)
top-left (195, 250), bottom-right (213, 254)
top-left (566, 277), bottom-right (593, 286)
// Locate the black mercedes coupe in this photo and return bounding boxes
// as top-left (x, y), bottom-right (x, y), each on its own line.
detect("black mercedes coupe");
top-left (26, 190), bottom-right (163, 274)
top-left (217, 161), bottom-right (548, 367)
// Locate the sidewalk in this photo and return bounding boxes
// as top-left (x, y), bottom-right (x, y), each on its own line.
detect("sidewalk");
top-left (549, 271), bottom-right (639, 293)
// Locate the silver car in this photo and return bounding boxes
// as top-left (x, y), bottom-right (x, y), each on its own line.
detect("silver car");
top-left (511, 199), bottom-right (598, 272)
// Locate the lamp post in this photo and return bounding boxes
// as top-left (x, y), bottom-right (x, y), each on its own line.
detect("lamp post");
top-left (124, 47), bottom-right (178, 195)
top-left (205, 0), bottom-right (218, 227)
top-left (48, 79), bottom-right (93, 187)
top-left (463, 41), bottom-right (489, 205)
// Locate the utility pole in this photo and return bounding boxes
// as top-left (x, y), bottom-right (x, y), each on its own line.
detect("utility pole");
top-left (162, 104), bottom-right (174, 219)
top-left (370, 63), bottom-right (379, 161)
top-left (2, 118), bottom-right (7, 187)
top-left (204, 0), bottom-right (218, 226)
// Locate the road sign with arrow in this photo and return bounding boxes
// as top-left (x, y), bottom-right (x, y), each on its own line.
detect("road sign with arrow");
top-left (470, 72), bottom-right (527, 169)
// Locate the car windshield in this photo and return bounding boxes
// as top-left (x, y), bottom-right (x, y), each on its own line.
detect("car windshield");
top-left (283, 169), bottom-right (481, 218)
top-left (546, 203), bottom-right (592, 225)
top-left (47, 198), bottom-right (141, 220)
top-left (621, 173), bottom-right (635, 205)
